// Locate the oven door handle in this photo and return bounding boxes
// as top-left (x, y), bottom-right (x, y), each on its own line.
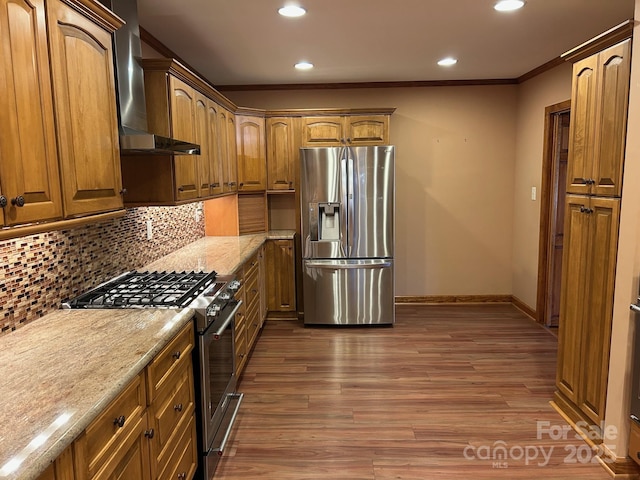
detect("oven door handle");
top-left (213, 300), bottom-right (243, 339)
top-left (631, 304), bottom-right (640, 313)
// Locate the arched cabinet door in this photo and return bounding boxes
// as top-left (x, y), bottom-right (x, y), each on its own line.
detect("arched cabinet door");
top-left (47, 0), bottom-right (123, 217)
top-left (0, 0), bottom-right (62, 226)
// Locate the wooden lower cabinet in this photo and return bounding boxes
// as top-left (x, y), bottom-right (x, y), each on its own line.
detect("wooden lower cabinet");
top-left (42, 321), bottom-right (197, 480)
top-left (266, 239), bottom-right (296, 315)
top-left (555, 194), bottom-right (620, 432)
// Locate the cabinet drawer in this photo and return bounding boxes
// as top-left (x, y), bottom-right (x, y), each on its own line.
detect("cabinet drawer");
top-left (84, 372), bottom-right (146, 476)
top-left (244, 268), bottom-right (259, 312)
top-left (158, 413), bottom-right (198, 480)
top-left (147, 322), bottom-right (194, 403)
top-left (235, 328), bottom-right (247, 376)
top-left (244, 252), bottom-right (259, 277)
top-left (149, 361), bottom-right (195, 468)
top-left (629, 421), bottom-right (640, 466)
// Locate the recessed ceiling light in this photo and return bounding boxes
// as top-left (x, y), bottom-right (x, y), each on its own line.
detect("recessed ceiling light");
top-left (295, 61), bottom-right (314, 70)
top-left (278, 5), bottom-right (306, 17)
top-left (494, 0), bottom-right (525, 12)
top-left (437, 57), bottom-right (458, 67)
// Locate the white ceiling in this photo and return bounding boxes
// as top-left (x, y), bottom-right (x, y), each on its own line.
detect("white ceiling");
top-left (137, 0), bottom-right (635, 87)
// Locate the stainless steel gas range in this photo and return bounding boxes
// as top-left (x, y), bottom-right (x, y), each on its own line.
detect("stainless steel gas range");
top-left (63, 270), bottom-right (243, 480)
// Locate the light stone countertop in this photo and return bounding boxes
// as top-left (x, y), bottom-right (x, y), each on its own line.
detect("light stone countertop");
top-left (143, 234), bottom-right (267, 274)
top-left (0, 307), bottom-right (193, 480)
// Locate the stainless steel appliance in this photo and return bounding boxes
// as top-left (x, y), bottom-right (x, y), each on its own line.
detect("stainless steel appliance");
top-left (300, 145), bottom-right (395, 325)
top-left (63, 270), bottom-right (243, 479)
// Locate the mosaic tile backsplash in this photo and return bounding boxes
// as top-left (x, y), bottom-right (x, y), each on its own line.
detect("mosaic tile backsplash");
top-left (0, 204), bottom-right (205, 335)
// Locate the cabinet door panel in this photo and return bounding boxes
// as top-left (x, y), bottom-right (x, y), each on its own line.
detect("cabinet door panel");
top-left (47, 0), bottom-right (123, 216)
top-left (194, 94), bottom-right (210, 197)
top-left (207, 101), bottom-right (223, 196)
top-left (578, 197), bottom-right (619, 424)
top-left (0, 0), bottom-right (62, 225)
top-left (302, 117), bottom-right (343, 146)
top-left (266, 240), bottom-right (296, 312)
top-left (592, 40), bottom-right (630, 197)
top-left (237, 116), bottom-right (266, 192)
top-left (566, 57), bottom-right (597, 195)
top-left (267, 118), bottom-right (295, 190)
top-left (226, 113), bottom-right (238, 193)
top-left (169, 77), bottom-right (198, 200)
top-left (346, 116), bottom-right (388, 145)
top-left (556, 195), bottom-right (590, 403)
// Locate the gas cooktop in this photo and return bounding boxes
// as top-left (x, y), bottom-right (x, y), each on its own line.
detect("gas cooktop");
top-left (62, 271), bottom-right (220, 309)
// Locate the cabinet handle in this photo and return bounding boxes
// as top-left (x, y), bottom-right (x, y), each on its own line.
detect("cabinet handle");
top-left (177, 473), bottom-right (187, 480)
top-left (172, 351), bottom-right (181, 360)
top-left (119, 188), bottom-right (127, 195)
top-left (239, 182), bottom-right (244, 187)
top-left (586, 208), bottom-right (593, 214)
top-left (144, 429), bottom-right (155, 439)
top-left (229, 182), bottom-right (236, 187)
top-left (11, 195), bottom-right (25, 207)
top-left (239, 353), bottom-right (245, 358)
top-left (174, 403), bottom-right (183, 412)
top-left (0, 195), bottom-right (6, 208)
top-left (252, 289), bottom-right (258, 294)
top-left (586, 178), bottom-right (595, 185)
top-left (210, 183), bottom-right (220, 188)
top-left (113, 415), bottom-right (126, 428)
top-left (178, 186), bottom-right (185, 192)
top-left (346, 137), bottom-right (352, 144)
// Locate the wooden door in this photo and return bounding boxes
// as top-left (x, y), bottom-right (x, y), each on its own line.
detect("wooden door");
top-left (169, 76), bottom-right (198, 201)
top-left (0, 0), bottom-right (62, 226)
top-left (237, 116), bottom-right (266, 192)
top-left (226, 112), bottom-right (238, 193)
top-left (266, 239), bottom-right (296, 312)
top-left (345, 115), bottom-right (389, 145)
top-left (545, 111), bottom-right (570, 327)
top-left (566, 55), bottom-right (597, 195)
top-left (591, 39), bottom-right (630, 197)
top-left (207, 101), bottom-right (223, 196)
top-left (578, 196), bottom-right (620, 424)
top-left (556, 195), bottom-right (591, 404)
top-left (194, 93), bottom-right (210, 198)
top-left (267, 117), bottom-right (296, 190)
top-left (301, 116), bottom-right (343, 146)
top-left (47, 0), bottom-right (123, 217)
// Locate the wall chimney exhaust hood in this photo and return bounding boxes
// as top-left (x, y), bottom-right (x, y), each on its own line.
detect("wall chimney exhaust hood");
top-left (102, 0), bottom-right (200, 155)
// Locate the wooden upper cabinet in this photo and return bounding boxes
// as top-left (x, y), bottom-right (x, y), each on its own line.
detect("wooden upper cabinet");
top-left (266, 117), bottom-right (297, 190)
top-left (566, 39), bottom-right (630, 197)
top-left (301, 114), bottom-right (390, 146)
top-left (591, 39), bottom-right (631, 197)
top-left (345, 115), bottom-right (389, 145)
top-left (169, 77), bottom-right (198, 201)
top-left (226, 112), bottom-right (238, 193)
top-left (0, 0), bottom-right (62, 226)
top-left (194, 92), bottom-right (210, 197)
top-left (207, 100), bottom-right (223, 196)
top-left (302, 116), bottom-right (343, 146)
top-left (47, 0), bottom-right (123, 217)
top-left (236, 115), bottom-right (267, 192)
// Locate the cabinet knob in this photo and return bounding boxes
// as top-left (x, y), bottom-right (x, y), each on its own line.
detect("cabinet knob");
top-left (178, 186), bottom-right (185, 192)
top-left (239, 182), bottom-right (244, 187)
top-left (113, 415), bottom-right (126, 428)
top-left (11, 195), bottom-right (25, 207)
top-left (346, 137), bottom-right (352, 144)
top-left (174, 403), bottom-right (183, 412)
top-left (177, 473), bottom-right (187, 480)
top-left (172, 351), bottom-right (181, 360)
top-left (0, 195), bottom-right (6, 208)
top-left (229, 182), bottom-right (237, 187)
top-left (144, 428), bottom-right (155, 439)
top-left (586, 178), bottom-right (595, 185)
top-left (119, 188), bottom-right (127, 195)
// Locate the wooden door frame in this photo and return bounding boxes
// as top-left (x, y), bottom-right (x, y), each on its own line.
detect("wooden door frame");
top-left (536, 99), bottom-right (572, 324)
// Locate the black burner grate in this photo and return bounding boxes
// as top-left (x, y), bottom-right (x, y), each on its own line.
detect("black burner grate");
top-left (65, 271), bottom-right (218, 308)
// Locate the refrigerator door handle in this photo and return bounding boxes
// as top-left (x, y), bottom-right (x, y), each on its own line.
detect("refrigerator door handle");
top-left (305, 260), bottom-right (392, 269)
top-left (340, 148), bottom-right (349, 258)
top-left (346, 147), bottom-right (355, 257)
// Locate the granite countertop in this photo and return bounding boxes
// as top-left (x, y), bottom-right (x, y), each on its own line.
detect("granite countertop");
top-left (0, 308), bottom-right (193, 480)
top-left (0, 231), bottom-right (295, 480)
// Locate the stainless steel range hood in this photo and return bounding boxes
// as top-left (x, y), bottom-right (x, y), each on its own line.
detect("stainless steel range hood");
top-left (103, 0), bottom-right (200, 155)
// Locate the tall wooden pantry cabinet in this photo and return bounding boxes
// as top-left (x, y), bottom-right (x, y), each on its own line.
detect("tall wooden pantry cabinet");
top-left (554, 32), bottom-right (631, 439)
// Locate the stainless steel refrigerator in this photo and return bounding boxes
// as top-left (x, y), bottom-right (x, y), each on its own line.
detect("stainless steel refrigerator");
top-left (300, 145), bottom-right (395, 325)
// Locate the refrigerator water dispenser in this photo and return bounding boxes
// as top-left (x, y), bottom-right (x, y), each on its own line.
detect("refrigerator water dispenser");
top-left (319, 203), bottom-right (340, 240)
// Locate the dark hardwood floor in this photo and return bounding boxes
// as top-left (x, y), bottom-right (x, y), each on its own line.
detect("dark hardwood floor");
top-left (215, 304), bottom-right (611, 479)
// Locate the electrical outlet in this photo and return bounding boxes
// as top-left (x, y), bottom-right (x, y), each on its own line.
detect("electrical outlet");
top-left (195, 207), bottom-right (202, 223)
top-left (531, 186), bottom-right (537, 201)
top-left (146, 219), bottom-right (153, 240)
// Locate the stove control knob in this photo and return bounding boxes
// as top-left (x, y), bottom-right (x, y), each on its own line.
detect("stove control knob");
top-left (228, 280), bottom-right (241, 292)
top-left (207, 304), bottom-right (221, 317)
top-left (219, 292), bottom-right (231, 301)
